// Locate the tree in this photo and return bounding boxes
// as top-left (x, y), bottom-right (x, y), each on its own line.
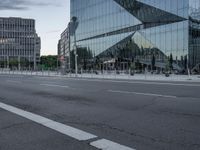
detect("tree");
top-left (40, 55), bottom-right (58, 70)
top-left (9, 59), bottom-right (18, 68)
top-left (0, 61), bottom-right (4, 68)
top-left (20, 58), bottom-right (30, 68)
top-left (70, 47), bottom-right (93, 70)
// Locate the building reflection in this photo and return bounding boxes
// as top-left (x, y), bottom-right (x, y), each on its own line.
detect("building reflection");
top-left (68, 0), bottom-right (200, 73)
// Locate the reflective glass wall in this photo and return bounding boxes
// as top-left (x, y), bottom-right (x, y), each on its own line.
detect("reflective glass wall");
top-left (70, 0), bottom-right (199, 72)
top-left (189, 0), bottom-right (200, 69)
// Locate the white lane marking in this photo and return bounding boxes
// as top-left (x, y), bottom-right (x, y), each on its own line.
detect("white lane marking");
top-left (41, 82), bottom-right (61, 85)
top-left (67, 78), bottom-right (200, 87)
top-left (6, 80), bottom-right (21, 83)
top-left (40, 84), bottom-right (69, 88)
top-left (90, 139), bottom-right (136, 150)
top-left (0, 102), bottom-right (97, 141)
top-left (108, 90), bottom-right (177, 99)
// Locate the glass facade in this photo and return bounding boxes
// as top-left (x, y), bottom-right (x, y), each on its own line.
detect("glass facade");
top-left (189, 0), bottom-right (200, 70)
top-left (70, 0), bottom-right (200, 72)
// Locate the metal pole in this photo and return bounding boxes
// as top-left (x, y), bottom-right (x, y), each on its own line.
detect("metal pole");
top-left (74, 32), bottom-right (78, 77)
top-left (187, 54), bottom-right (191, 79)
top-left (7, 56), bottom-right (9, 69)
top-left (56, 57), bottom-right (58, 75)
top-left (69, 33), bottom-right (71, 77)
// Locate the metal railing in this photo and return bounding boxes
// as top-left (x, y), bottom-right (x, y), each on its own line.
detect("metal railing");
top-left (0, 68), bottom-right (200, 82)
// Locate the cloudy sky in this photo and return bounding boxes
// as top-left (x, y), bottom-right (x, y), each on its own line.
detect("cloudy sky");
top-left (0, 0), bottom-right (70, 55)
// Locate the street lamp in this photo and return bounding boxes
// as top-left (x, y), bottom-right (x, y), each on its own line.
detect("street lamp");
top-left (69, 16), bottom-right (79, 77)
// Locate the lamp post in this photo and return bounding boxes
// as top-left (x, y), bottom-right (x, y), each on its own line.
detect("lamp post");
top-left (187, 54), bottom-right (191, 79)
top-left (69, 16), bottom-right (78, 77)
top-left (74, 28), bottom-right (78, 77)
top-left (7, 56), bottom-right (9, 69)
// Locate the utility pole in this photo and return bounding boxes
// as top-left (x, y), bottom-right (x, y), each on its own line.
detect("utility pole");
top-left (68, 31), bottom-right (71, 75)
top-left (70, 16), bottom-right (78, 77)
top-left (74, 31), bottom-right (78, 77)
top-left (187, 54), bottom-right (191, 79)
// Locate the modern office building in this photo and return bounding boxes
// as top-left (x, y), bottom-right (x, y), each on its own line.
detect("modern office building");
top-left (0, 17), bottom-right (41, 69)
top-left (57, 39), bottom-right (61, 59)
top-left (70, 0), bottom-right (200, 73)
top-left (58, 25), bottom-right (70, 73)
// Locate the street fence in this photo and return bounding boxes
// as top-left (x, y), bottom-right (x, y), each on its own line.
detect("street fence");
top-left (0, 68), bottom-right (200, 82)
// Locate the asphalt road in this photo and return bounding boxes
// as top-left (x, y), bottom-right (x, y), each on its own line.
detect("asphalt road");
top-left (0, 74), bottom-right (200, 150)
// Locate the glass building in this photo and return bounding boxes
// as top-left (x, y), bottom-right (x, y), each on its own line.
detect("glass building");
top-left (70, 0), bottom-right (200, 73)
top-left (0, 17), bottom-right (41, 69)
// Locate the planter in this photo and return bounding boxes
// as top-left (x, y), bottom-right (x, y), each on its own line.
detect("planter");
top-left (130, 70), bottom-right (135, 76)
top-left (165, 73), bottom-right (170, 77)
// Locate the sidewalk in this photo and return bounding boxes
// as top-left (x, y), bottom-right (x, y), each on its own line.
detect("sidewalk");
top-left (0, 70), bottom-right (200, 82)
top-left (68, 73), bottom-right (200, 82)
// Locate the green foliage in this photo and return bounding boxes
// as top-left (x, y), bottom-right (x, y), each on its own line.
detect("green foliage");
top-left (0, 57), bottom-right (32, 69)
top-left (70, 47), bottom-right (93, 70)
top-left (0, 61), bottom-right (5, 67)
top-left (40, 55), bottom-right (58, 70)
top-left (9, 59), bottom-right (18, 68)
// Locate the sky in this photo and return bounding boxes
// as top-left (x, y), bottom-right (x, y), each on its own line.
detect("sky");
top-left (0, 0), bottom-right (70, 56)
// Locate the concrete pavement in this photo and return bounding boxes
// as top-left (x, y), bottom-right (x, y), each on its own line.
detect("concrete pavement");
top-left (0, 75), bottom-right (200, 150)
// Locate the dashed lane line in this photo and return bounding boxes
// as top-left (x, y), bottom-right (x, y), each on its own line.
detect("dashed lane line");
top-left (6, 80), bottom-right (21, 84)
top-left (90, 139), bottom-right (136, 150)
top-left (40, 84), bottom-right (70, 88)
top-left (108, 90), bottom-right (177, 99)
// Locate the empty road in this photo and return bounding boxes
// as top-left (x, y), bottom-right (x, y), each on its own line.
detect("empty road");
top-left (0, 75), bottom-right (200, 150)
